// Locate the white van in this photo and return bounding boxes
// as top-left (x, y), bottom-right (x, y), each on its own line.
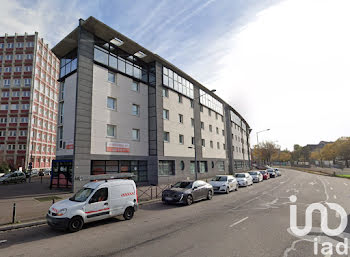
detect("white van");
top-left (46, 179), bottom-right (138, 232)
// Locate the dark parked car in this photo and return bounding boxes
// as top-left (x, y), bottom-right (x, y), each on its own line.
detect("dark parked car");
top-left (267, 169), bottom-right (276, 178)
top-left (162, 180), bottom-right (213, 205)
top-left (0, 171), bottom-right (26, 184)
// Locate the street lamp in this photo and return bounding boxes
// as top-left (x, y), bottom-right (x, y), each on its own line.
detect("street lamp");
top-left (256, 129), bottom-right (270, 145)
top-left (188, 89), bottom-right (216, 180)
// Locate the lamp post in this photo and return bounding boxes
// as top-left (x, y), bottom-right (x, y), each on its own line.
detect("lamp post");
top-left (188, 89), bottom-right (216, 180)
top-left (256, 128), bottom-right (270, 145)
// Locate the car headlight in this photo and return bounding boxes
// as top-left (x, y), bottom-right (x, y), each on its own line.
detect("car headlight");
top-left (57, 208), bottom-right (67, 216)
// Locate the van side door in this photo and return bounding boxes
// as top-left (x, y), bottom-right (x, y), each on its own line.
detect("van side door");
top-left (84, 187), bottom-right (110, 222)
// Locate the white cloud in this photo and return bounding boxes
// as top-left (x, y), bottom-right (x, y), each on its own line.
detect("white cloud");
top-left (0, 0), bottom-right (88, 47)
top-left (190, 0), bottom-right (350, 150)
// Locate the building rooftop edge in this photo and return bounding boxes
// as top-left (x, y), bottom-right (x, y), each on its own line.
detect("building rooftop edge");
top-left (52, 16), bottom-right (251, 129)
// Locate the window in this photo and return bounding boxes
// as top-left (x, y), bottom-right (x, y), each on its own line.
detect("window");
top-left (0, 118), bottom-right (7, 123)
top-left (22, 91), bottom-right (30, 97)
top-left (4, 67), bottom-right (12, 73)
top-left (200, 105), bottom-right (203, 112)
top-left (201, 139), bottom-right (205, 147)
top-left (9, 117), bottom-right (17, 123)
top-left (16, 42), bottom-right (24, 48)
top-left (201, 122), bottom-right (204, 130)
top-left (178, 114), bottom-right (183, 123)
top-left (209, 124), bottom-right (212, 132)
top-left (190, 100), bottom-right (194, 108)
top-left (223, 143), bottom-right (226, 150)
top-left (90, 188), bottom-right (108, 203)
top-left (7, 43), bottom-right (14, 48)
top-left (191, 118), bottom-right (194, 127)
top-left (0, 131), bottom-right (5, 136)
top-left (217, 142), bottom-right (220, 149)
top-left (11, 104), bottom-right (19, 110)
top-left (107, 97), bottom-right (116, 110)
top-left (222, 129), bottom-right (225, 136)
top-left (1, 104), bottom-right (8, 110)
top-left (12, 91), bottom-right (20, 97)
top-left (14, 79), bottom-right (21, 86)
top-left (208, 109), bottom-right (211, 116)
top-left (107, 124), bottom-right (116, 137)
top-left (158, 160), bottom-right (175, 176)
top-left (9, 130), bottom-right (17, 136)
top-left (163, 109), bottom-right (169, 120)
top-left (1, 92), bottom-right (9, 97)
top-left (26, 54), bottom-right (33, 60)
top-left (19, 130), bottom-right (26, 137)
top-left (8, 144), bottom-right (16, 150)
top-left (4, 79), bottom-right (10, 87)
top-left (24, 79), bottom-right (31, 86)
top-left (132, 129), bottom-right (140, 141)
top-left (132, 104), bottom-right (139, 116)
top-left (108, 71), bottom-right (115, 83)
top-left (26, 42), bottom-right (34, 47)
top-left (210, 140), bottom-right (213, 148)
top-left (15, 66), bottom-right (22, 72)
top-left (131, 81), bottom-right (139, 92)
top-left (20, 116), bottom-right (28, 123)
top-left (199, 161), bottom-right (208, 173)
top-left (178, 94), bottom-right (182, 103)
top-left (179, 134), bottom-right (184, 144)
top-left (22, 104), bottom-right (29, 110)
top-left (216, 113), bottom-right (218, 120)
top-left (163, 131), bottom-right (170, 142)
top-left (162, 88), bottom-right (169, 97)
top-left (191, 137), bottom-right (195, 145)
top-left (180, 161), bottom-right (185, 170)
top-left (24, 66), bottom-right (32, 72)
top-left (6, 55), bottom-right (12, 60)
top-left (216, 127), bottom-right (219, 134)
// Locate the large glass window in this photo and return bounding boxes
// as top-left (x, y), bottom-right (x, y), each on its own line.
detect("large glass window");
top-left (132, 104), bottom-right (139, 116)
top-left (158, 160), bottom-right (175, 176)
top-left (107, 124), bottom-right (116, 137)
top-left (93, 38), bottom-right (149, 83)
top-left (59, 50), bottom-right (77, 78)
top-left (107, 97), bottom-right (116, 110)
top-left (91, 160), bottom-right (147, 182)
top-left (199, 89), bottom-right (223, 115)
top-left (199, 161), bottom-right (208, 173)
top-left (132, 129), bottom-right (140, 141)
top-left (162, 66), bottom-right (194, 99)
top-left (218, 161), bottom-right (225, 172)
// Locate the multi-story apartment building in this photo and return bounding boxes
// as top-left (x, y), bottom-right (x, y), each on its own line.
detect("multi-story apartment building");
top-left (51, 17), bottom-right (251, 191)
top-left (0, 32), bottom-right (59, 170)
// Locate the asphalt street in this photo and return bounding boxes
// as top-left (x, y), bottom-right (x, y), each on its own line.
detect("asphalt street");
top-left (1, 168), bottom-right (350, 257)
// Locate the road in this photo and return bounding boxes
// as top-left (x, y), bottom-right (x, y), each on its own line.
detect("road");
top-left (1, 168), bottom-right (350, 257)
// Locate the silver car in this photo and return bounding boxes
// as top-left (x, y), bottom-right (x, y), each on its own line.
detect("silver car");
top-left (209, 175), bottom-right (238, 194)
top-left (248, 171), bottom-right (263, 183)
top-left (235, 173), bottom-right (253, 187)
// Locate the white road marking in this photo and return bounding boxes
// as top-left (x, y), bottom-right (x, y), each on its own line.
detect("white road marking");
top-left (229, 217), bottom-right (248, 228)
top-left (344, 183), bottom-right (348, 186)
top-left (334, 195), bottom-right (337, 199)
top-left (330, 187), bottom-right (333, 190)
top-left (0, 240), bottom-right (7, 244)
top-left (319, 179), bottom-right (329, 202)
top-left (309, 182), bottom-right (316, 186)
top-left (282, 239), bottom-right (305, 257)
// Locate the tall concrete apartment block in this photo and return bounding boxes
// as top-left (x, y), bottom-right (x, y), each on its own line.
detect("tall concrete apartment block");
top-left (52, 17), bottom-right (251, 191)
top-left (0, 32), bottom-right (59, 170)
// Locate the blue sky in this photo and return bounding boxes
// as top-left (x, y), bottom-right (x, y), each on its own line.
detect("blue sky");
top-left (1, 0), bottom-right (349, 150)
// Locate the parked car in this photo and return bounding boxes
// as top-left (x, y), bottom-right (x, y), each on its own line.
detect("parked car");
top-left (44, 169), bottom-right (51, 176)
top-left (47, 179), bottom-right (138, 232)
top-left (267, 169), bottom-right (276, 178)
top-left (274, 168), bottom-right (281, 176)
top-left (162, 180), bottom-right (213, 205)
top-left (260, 170), bottom-right (270, 180)
top-left (0, 171), bottom-right (26, 184)
top-left (209, 175), bottom-right (238, 194)
top-left (235, 173), bottom-right (253, 187)
top-left (248, 171), bottom-right (263, 183)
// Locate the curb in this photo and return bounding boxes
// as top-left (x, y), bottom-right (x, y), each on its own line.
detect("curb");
top-left (0, 199), bottom-right (162, 232)
top-left (0, 220), bottom-right (46, 232)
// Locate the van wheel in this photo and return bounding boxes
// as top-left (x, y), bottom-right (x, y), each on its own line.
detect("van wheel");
top-left (123, 207), bottom-right (134, 220)
top-left (68, 216), bottom-right (84, 233)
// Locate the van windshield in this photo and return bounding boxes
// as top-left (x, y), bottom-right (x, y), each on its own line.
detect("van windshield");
top-left (69, 187), bottom-right (94, 202)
